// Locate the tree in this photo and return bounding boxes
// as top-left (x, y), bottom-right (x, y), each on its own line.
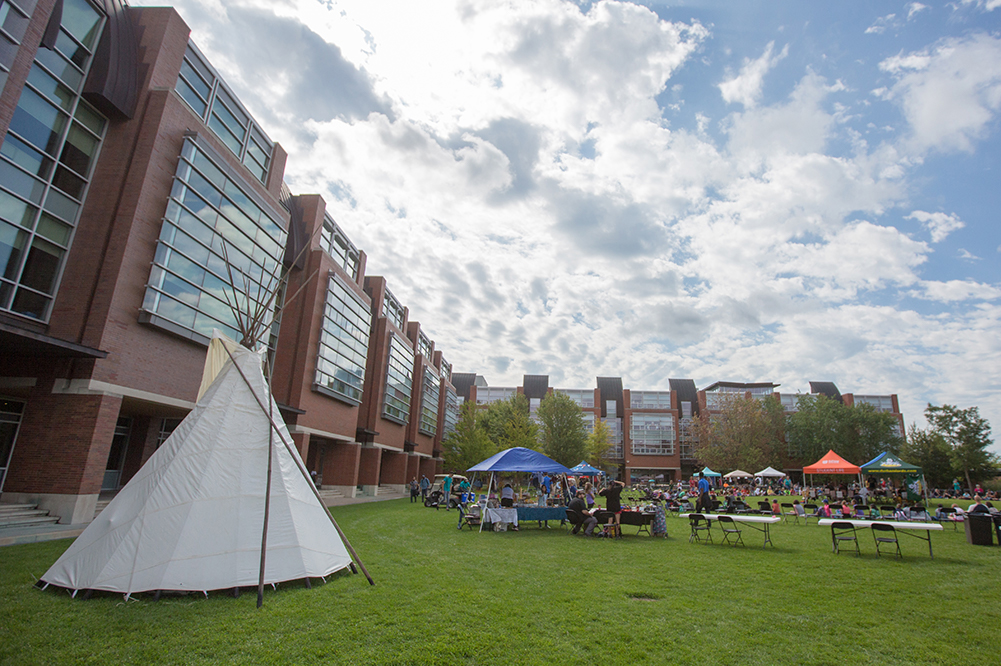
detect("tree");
top-left (441, 402), bottom-right (495, 473)
top-left (587, 417), bottom-right (615, 472)
top-left (901, 424), bottom-right (954, 490)
top-left (692, 393), bottom-right (785, 473)
top-left (479, 393), bottom-right (538, 451)
top-left (786, 394), bottom-right (902, 466)
top-left (925, 404), bottom-right (997, 492)
top-left (536, 391), bottom-right (588, 467)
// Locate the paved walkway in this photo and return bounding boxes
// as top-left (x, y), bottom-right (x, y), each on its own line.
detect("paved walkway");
top-left (0, 492), bottom-right (409, 548)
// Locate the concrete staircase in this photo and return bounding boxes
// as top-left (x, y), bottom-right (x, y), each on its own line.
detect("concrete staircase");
top-left (377, 485), bottom-right (407, 500)
top-left (0, 503), bottom-right (60, 529)
top-left (93, 499), bottom-right (112, 518)
top-left (317, 487), bottom-right (345, 506)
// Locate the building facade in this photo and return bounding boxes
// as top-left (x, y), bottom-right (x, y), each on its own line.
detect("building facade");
top-left (0, 1), bottom-right (455, 523)
top-left (457, 374), bottom-right (905, 483)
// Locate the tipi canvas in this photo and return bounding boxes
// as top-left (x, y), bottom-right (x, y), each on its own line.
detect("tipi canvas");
top-left (40, 333), bottom-right (352, 595)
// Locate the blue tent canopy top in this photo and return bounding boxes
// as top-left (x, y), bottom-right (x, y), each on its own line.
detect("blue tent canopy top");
top-left (701, 467), bottom-right (722, 477)
top-left (569, 461), bottom-right (604, 475)
top-left (467, 447), bottom-right (572, 474)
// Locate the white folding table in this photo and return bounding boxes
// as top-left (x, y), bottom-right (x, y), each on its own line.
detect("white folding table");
top-left (818, 519), bottom-right (943, 558)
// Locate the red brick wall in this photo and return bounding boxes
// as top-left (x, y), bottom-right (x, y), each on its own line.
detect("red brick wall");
top-left (379, 449), bottom-right (407, 485)
top-left (358, 446), bottom-right (381, 486)
top-left (323, 441), bottom-right (360, 487)
top-left (4, 375), bottom-right (122, 496)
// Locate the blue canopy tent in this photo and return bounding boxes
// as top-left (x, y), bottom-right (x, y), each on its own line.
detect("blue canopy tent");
top-left (569, 461), bottom-right (605, 476)
top-left (469, 448), bottom-right (572, 532)
top-left (701, 467), bottom-right (722, 487)
top-left (469, 447), bottom-right (571, 474)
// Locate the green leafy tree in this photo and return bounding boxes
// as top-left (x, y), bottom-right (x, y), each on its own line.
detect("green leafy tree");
top-left (925, 404), bottom-right (997, 492)
top-left (536, 391), bottom-right (588, 467)
top-left (692, 393), bottom-right (785, 472)
top-left (480, 393), bottom-right (537, 450)
top-left (786, 394), bottom-right (902, 466)
top-left (587, 417), bottom-right (615, 472)
top-left (901, 424), bottom-right (954, 490)
top-left (441, 402), bottom-right (496, 473)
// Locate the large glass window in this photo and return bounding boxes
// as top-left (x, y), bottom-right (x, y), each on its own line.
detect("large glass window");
top-left (0, 1), bottom-right (32, 91)
top-left (442, 386), bottom-right (459, 436)
top-left (630, 413), bottom-right (676, 455)
top-left (853, 395), bottom-right (894, 413)
top-left (314, 274), bottom-right (371, 404)
top-left (383, 287), bottom-right (405, 331)
top-left (0, 0), bottom-right (106, 321)
top-left (603, 417), bottom-right (623, 458)
top-left (174, 42), bottom-right (273, 184)
top-left (382, 334), bottom-right (414, 424)
top-left (630, 391), bottom-right (672, 410)
top-left (556, 389), bottom-right (594, 408)
top-left (417, 331), bottom-right (432, 360)
top-left (140, 136), bottom-right (287, 344)
top-left (319, 213), bottom-right (359, 279)
top-left (419, 367), bottom-right (439, 437)
top-left (475, 387), bottom-right (515, 405)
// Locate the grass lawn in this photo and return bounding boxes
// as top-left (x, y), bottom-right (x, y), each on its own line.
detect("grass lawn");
top-left (1, 498), bottom-right (999, 665)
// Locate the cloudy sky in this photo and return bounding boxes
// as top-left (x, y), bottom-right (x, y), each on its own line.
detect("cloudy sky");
top-left (143, 0), bottom-right (1001, 448)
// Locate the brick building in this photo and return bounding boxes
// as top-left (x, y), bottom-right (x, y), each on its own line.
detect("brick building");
top-left (456, 374), bottom-right (904, 483)
top-left (0, 1), bottom-right (455, 523)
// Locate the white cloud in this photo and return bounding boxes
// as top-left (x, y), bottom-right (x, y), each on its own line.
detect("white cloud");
top-left (912, 280), bottom-right (1001, 301)
top-left (137, 0), bottom-right (1001, 452)
top-left (907, 3), bottom-right (929, 20)
top-left (879, 34), bottom-right (1001, 153)
top-left (718, 41), bottom-right (789, 108)
top-left (865, 14), bottom-right (896, 35)
top-left (906, 210), bottom-right (965, 242)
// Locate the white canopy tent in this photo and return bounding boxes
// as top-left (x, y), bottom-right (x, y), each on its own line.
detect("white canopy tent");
top-left (40, 333), bottom-right (368, 601)
top-left (755, 466), bottom-right (786, 478)
top-left (724, 470), bottom-right (753, 479)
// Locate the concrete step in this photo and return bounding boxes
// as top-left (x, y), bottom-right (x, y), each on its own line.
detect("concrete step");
top-left (93, 500), bottom-right (112, 518)
top-left (0, 514), bottom-right (60, 528)
top-left (0, 503), bottom-right (40, 515)
top-left (0, 508), bottom-right (50, 519)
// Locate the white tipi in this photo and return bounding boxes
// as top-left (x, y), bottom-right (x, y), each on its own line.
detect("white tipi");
top-left (40, 333), bottom-right (356, 597)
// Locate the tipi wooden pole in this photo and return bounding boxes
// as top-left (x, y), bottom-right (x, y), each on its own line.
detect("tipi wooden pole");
top-left (256, 389), bottom-right (275, 608)
top-left (222, 345), bottom-right (374, 586)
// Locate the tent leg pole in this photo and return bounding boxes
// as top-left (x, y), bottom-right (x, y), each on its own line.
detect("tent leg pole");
top-left (222, 344), bottom-right (375, 586)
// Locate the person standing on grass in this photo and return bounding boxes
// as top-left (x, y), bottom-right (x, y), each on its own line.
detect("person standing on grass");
top-left (585, 482), bottom-right (596, 510)
top-left (443, 474), bottom-right (453, 511)
top-left (420, 475), bottom-right (430, 502)
top-left (697, 472), bottom-right (712, 514)
top-left (600, 480), bottom-right (625, 538)
top-left (409, 478), bottom-right (419, 503)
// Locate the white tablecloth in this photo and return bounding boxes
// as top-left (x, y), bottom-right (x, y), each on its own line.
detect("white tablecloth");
top-left (483, 507), bottom-right (519, 526)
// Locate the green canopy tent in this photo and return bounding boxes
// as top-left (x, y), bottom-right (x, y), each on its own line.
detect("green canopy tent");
top-left (860, 452), bottom-right (928, 502)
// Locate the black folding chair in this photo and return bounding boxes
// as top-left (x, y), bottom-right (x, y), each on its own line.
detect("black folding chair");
top-left (689, 513), bottom-right (713, 544)
top-left (872, 523), bottom-right (901, 559)
top-left (718, 515), bottom-right (744, 546)
top-left (830, 521), bottom-right (860, 556)
top-left (757, 501), bottom-right (771, 515)
top-left (804, 504), bottom-right (818, 526)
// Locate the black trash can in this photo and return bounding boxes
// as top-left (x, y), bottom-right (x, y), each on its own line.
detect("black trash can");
top-left (964, 514), bottom-right (994, 546)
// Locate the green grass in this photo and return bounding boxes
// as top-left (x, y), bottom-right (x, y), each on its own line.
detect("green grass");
top-left (1, 499), bottom-right (999, 665)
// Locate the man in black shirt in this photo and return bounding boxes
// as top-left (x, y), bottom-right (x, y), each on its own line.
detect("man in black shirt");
top-left (567, 491), bottom-right (598, 536)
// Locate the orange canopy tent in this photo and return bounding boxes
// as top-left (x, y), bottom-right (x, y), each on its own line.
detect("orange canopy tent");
top-left (802, 450), bottom-right (862, 489)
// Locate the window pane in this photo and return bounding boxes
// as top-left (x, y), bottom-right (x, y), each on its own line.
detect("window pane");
top-left (42, 187), bottom-right (79, 222)
top-left (34, 46), bottom-right (82, 90)
top-left (0, 189), bottom-right (36, 228)
top-left (27, 64), bottom-right (75, 111)
top-left (0, 219), bottom-right (27, 280)
top-left (59, 122), bottom-right (99, 178)
top-left (61, 0), bottom-right (103, 50)
top-left (0, 133), bottom-right (53, 180)
top-left (176, 77), bottom-right (207, 117)
top-left (9, 87), bottom-right (67, 156)
top-left (51, 165), bottom-right (85, 199)
top-left (73, 103), bottom-right (104, 135)
top-left (18, 236), bottom-right (62, 293)
top-left (0, 159), bottom-right (45, 204)
top-left (35, 213), bottom-right (71, 246)
top-left (10, 285), bottom-right (48, 318)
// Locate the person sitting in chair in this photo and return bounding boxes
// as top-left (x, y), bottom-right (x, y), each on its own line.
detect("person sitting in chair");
top-left (567, 490), bottom-right (598, 536)
top-left (814, 499), bottom-right (832, 518)
top-left (500, 483), bottom-right (515, 508)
